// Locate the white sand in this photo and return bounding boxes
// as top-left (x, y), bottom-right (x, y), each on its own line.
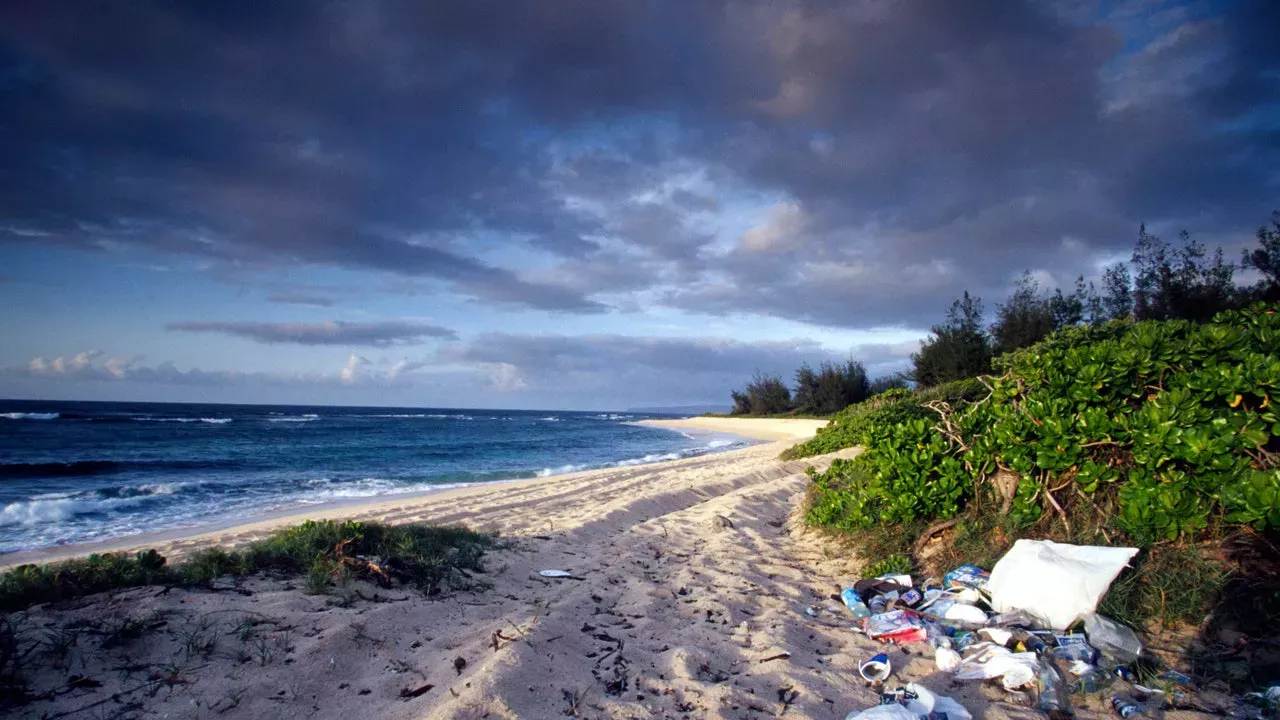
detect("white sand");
top-left (3, 417), bottom-right (1213, 719)
top-left (638, 417), bottom-right (830, 441)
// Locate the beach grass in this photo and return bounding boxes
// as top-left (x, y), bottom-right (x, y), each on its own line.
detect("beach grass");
top-left (0, 520), bottom-right (494, 612)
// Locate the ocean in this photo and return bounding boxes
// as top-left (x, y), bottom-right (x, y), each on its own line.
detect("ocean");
top-left (0, 400), bottom-right (749, 554)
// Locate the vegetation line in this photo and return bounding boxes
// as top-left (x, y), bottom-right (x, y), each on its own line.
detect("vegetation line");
top-left (0, 520), bottom-right (494, 613)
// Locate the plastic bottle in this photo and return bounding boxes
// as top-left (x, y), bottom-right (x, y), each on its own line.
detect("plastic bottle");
top-left (1037, 656), bottom-right (1072, 718)
top-left (1111, 697), bottom-right (1143, 718)
top-left (1084, 613), bottom-right (1143, 664)
top-left (1011, 629), bottom-right (1049, 654)
top-left (841, 588), bottom-right (872, 620)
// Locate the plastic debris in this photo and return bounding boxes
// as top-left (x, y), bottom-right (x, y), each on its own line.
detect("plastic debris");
top-left (987, 540), bottom-right (1138, 630)
top-left (1037, 654), bottom-right (1072, 718)
top-left (1155, 670), bottom-right (1192, 686)
top-left (864, 610), bottom-right (928, 644)
top-left (842, 588), bottom-right (872, 620)
top-left (1050, 642), bottom-right (1095, 664)
top-left (943, 563), bottom-right (990, 591)
top-left (953, 643), bottom-right (1037, 686)
top-left (869, 591), bottom-right (900, 615)
top-left (979, 627), bottom-right (1014, 645)
top-left (859, 652), bottom-right (892, 682)
top-left (845, 683), bottom-right (973, 720)
top-left (925, 598), bottom-right (988, 626)
top-left (843, 705), bottom-right (915, 720)
top-left (1111, 696), bottom-right (1144, 718)
top-left (1083, 612), bottom-right (1143, 663)
top-left (538, 569), bottom-right (579, 578)
top-left (987, 609), bottom-right (1043, 628)
top-left (876, 574), bottom-right (913, 588)
top-left (839, 546), bottom-right (1172, 713)
top-left (898, 683), bottom-right (973, 720)
top-left (935, 646), bottom-right (962, 672)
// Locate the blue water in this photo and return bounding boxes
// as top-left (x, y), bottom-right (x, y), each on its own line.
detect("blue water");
top-left (0, 400), bottom-right (749, 554)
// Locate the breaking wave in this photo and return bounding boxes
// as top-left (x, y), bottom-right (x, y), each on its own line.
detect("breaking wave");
top-left (1, 412), bottom-right (60, 421)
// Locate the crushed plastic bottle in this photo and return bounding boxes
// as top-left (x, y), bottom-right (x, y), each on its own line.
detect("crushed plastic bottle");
top-left (1083, 613), bottom-right (1143, 664)
top-left (988, 609), bottom-right (1042, 628)
top-left (842, 588), bottom-right (872, 620)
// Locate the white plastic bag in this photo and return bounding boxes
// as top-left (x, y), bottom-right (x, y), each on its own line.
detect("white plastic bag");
top-left (953, 643), bottom-right (1037, 685)
top-left (901, 683), bottom-right (972, 720)
top-left (986, 540), bottom-right (1138, 630)
top-left (844, 706), bottom-right (915, 720)
top-left (845, 684), bottom-right (972, 720)
top-left (935, 646), bottom-right (962, 672)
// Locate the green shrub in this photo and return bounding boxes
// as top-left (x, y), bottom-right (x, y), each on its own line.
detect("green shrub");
top-left (782, 378), bottom-right (985, 460)
top-left (0, 520), bottom-right (494, 612)
top-left (806, 304), bottom-right (1280, 544)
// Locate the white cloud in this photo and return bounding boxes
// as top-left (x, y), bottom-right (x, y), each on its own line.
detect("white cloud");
top-left (28, 350), bottom-right (104, 377)
top-left (488, 362), bottom-right (529, 391)
top-left (338, 353), bottom-right (370, 384)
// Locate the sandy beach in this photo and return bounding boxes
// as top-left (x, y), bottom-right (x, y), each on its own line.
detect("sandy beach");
top-left (3, 417), bottom-right (1200, 719)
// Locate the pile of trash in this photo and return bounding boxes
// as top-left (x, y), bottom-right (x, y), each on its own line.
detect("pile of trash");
top-left (841, 540), bottom-right (1256, 720)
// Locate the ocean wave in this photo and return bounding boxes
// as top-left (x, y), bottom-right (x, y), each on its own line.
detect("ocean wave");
top-left (531, 437), bottom-right (745, 478)
top-left (300, 476), bottom-right (401, 497)
top-left (540, 416), bottom-right (561, 422)
top-left (299, 477), bottom-right (451, 501)
top-left (594, 413), bottom-right (634, 420)
top-left (612, 452), bottom-right (684, 467)
top-left (535, 463), bottom-right (587, 477)
top-left (268, 414), bottom-right (319, 422)
top-left (1, 412), bottom-right (60, 421)
top-left (0, 459), bottom-right (240, 479)
top-left (363, 413), bottom-right (471, 419)
top-left (138, 417), bottom-right (232, 424)
top-left (0, 484), bottom-right (183, 527)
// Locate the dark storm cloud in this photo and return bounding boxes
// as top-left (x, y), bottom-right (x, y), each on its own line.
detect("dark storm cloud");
top-left (1, 0), bottom-right (1275, 327)
top-left (166, 320), bottom-right (458, 347)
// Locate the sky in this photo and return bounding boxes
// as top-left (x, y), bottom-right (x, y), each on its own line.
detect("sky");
top-left (0, 0), bottom-right (1277, 410)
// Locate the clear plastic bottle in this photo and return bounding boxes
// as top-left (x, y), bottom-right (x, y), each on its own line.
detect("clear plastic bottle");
top-left (841, 588), bottom-right (871, 620)
top-left (925, 620), bottom-right (952, 649)
top-left (1037, 656), bottom-right (1072, 718)
top-left (1084, 612), bottom-right (1143, 664)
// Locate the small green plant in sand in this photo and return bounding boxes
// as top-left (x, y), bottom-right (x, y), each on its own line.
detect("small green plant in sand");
top-left (0, 520), bottom-right (494, 612)
top-left (863, 553), bottom-right (914, 578)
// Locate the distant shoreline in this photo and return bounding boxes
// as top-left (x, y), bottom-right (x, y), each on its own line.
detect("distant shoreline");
top-left (1, 417), bottom-right (820, 568)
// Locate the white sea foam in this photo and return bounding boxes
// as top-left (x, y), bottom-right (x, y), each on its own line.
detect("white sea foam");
top-left (363, 413), bottom-right (472, 419)
top-left (531, 437), bottom-right (745, 478)
top-left (535, 463), bottom-right (587, 477)
top-left (1, 412), bottom-right (60, 420)
top-left (613, 452), bottom-right (683, 466)
top-left (141, 417), bottom-right (232, 424)
top-left (540, 416), bottom-right (561, 422)
top-left (268, 414), bottom-right (319, 422)
top-left (0, 484), bottom-right (180, 527)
